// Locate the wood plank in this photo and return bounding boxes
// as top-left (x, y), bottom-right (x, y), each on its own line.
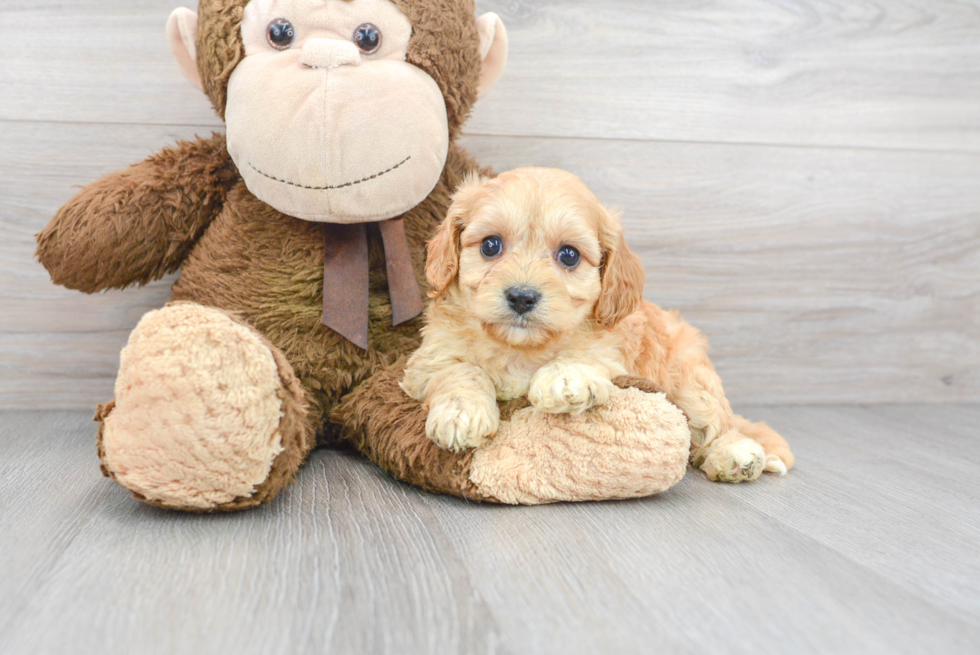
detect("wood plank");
top-left (420, 481), bottom-right (980, 655)
top-left (1, 0), bottom-right (978, 151)
top-left (471, 0), bottom-right (980, 150)
top-left (730, 404), bottom-right (980, 625)
top-left (0, 2), bottom-right (216, 128)
top-left (0, 411), bottom-right (114, 626)
top-left (3, 122), bottom-right (978, 408)
top-left (1, 406), bottom-right (978, 654)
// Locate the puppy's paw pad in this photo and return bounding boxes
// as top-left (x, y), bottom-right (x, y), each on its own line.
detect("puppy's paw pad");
top-left (702, 438), bottom-right (766, 483)
top-left (529, 363), bottom-right (612, 414)
top-left (426, 397), bottom-right (498, 453)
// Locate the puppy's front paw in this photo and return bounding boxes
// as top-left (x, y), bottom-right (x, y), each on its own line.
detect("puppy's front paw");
top-left (426, 395), bottom-right (500, 453)
top-left (528, 362), bottom-right (613, 415)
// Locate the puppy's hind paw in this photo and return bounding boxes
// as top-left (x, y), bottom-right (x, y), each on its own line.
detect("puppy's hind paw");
top-left (700, 437), bottom-right (766, 483)
top-left (528, 361), bottom-right (613, 415)
top-left (426, 395), bottom-right (499, 453)
top-left (765, 454), bottom-right (789, 476)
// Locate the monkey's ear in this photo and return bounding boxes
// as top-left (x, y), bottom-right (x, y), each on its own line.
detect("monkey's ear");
top-left (166, 8), bottom-right (203, 92)
top-left (476, 13), bottom-right (508, 99)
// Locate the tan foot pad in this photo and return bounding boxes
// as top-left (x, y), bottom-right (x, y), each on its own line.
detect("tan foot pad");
top-left (99, 303), bottom-right (295, 511)
top-left (469, 384), bottom-right (691, 505)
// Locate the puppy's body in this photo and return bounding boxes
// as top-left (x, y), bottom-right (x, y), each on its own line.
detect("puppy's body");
top-left (402, 168), bottom-right (794, 482)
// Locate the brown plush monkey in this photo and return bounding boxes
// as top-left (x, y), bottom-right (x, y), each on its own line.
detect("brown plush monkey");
top-left (36, 0), bottom-right (691, 512)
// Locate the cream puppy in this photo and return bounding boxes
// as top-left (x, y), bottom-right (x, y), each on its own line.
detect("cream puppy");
top-left (401, 168), bottom-right (794, 482)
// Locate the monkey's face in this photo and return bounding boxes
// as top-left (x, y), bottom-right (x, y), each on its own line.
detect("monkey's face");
top-left (225, 0), bottom-right (450, 223)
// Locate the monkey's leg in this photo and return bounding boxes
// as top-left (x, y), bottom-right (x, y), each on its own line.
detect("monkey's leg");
top-left (96, 302), bottom-right (315, 512)
top-left (37, 133), bottom-right (234, 293)
top-left (332, 366), bottom-right (690, 504)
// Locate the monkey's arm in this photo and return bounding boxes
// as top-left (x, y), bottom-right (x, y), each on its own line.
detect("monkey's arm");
top-left (36, 133), bottom-right (236, 293)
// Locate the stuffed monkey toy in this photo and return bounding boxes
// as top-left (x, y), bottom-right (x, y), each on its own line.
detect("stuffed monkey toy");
top-left (36, 0), bottom-right (691, 512)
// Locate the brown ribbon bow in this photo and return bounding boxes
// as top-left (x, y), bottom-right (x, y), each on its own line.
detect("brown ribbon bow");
top-left (321, 218), bottom-right (424, 350)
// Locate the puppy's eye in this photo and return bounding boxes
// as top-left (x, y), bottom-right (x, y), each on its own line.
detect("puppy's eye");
top-left (353, 23), bottom-right (382, 53)
top-left (481, 236), bottom-right (503, 258)
top-left (267, 18), bottom-right (296, 50)
top-left (557, 245), bottom-right (581, 269)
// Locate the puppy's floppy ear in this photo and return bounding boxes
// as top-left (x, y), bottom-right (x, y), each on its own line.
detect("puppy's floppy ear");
top-left (595, 207), bottom-right (645, 326)
top-left (426, 173), bottom-right (490, 298)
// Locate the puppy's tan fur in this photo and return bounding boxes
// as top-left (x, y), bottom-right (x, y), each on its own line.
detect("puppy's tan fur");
top-left (402, 168), bottom-right (794, 482)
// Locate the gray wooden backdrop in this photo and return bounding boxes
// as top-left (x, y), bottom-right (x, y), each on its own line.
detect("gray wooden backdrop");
top-left (1, 0), bottom-right (978, 409)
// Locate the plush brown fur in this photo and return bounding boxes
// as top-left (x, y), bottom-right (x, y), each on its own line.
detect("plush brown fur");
top-left (331, 361), bottom-right (493, 500)
top-left (37, 1), bottom-right (690, 510)
top-left (37, 133), bottom-right (236, 292)
top-left (169, 145), bottom-right (483, 437)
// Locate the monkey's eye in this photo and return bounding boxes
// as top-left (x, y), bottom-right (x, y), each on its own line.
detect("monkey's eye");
top-left (266, 18), bottom-right (295, 50)
top-left (353, 23), bottom-right (382, 53)
top-left (481, 236), bottom-right (503, 258)
top-left (557, 245), bottom-right (581, 269)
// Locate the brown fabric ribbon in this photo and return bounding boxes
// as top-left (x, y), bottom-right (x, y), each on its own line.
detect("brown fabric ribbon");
top-left (322, 218), bottom-right (424, 350)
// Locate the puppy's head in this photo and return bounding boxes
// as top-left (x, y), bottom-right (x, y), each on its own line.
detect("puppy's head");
top-left (426, 168), bottom-right (645, 348)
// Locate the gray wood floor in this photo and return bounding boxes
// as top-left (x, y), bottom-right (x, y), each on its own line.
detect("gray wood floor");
top-left (1, 405), bottom-right (978, 655)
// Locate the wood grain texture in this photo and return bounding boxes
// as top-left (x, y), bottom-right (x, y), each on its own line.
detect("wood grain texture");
top-left (471, 0), bottom-right (980, 151)
top-left (1, 0), bottom-right (978, 407)
top-left (465, 135), bottom-right (980, 404)
top-left (0, 405), bottom-right (978, 654)
top-left (3, 121), bottom-right (977, 407)
top-left (1, 1), bottom-right (979, 151)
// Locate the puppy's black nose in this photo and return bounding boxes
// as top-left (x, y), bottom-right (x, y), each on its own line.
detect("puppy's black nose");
top-left (505, 287), bottom-right (541, 315)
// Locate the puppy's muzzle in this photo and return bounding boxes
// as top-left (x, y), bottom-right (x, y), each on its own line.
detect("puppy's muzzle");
top-left (505, 286), bottom-right (541, 316)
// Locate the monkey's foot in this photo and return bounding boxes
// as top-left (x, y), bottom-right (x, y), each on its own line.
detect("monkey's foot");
top-left (97, 302), bottom-right (313, 512)
top-left (469, 377), bottom-right (690, 504)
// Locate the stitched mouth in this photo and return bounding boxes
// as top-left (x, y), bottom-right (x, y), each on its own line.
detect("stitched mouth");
top-left (248, 155), bottom-right (411, 191)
